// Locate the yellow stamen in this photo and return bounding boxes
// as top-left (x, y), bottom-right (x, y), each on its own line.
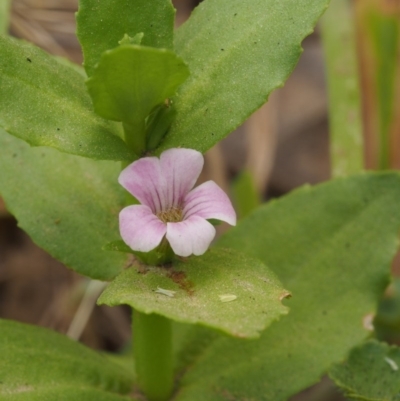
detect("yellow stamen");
top-left (157, 207), bottom-right (183, 223)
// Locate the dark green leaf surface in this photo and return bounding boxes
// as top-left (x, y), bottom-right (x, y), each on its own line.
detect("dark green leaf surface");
top-left (0, 129), bottom-right (128, 281)
top-left (76, 0), bottom-right (175, 77)
top-left (98, 248), bottom-right (289, 338)
top-left (158, 0), bottom-right (330, 153)
top-left (0, 319), bottom-right (135, 400)
top-left (0, 36), bottom-right (133, 161)
top-left (86, 45), bottom-right (189, 125)
top-left (173, 173), bottom-right (400, 400)
top-left (330, 340), bottom-right (400, 401)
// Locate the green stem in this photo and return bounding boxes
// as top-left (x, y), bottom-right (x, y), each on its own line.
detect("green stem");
top-left (133, 310), bottom-right (174, 401)
top-left (0, 0), bottom-right (11, 35)
top-left (232, 170), bottom-right (260, 220)
top-left (135, 238), bottom-right (175, 266)
top-left (123, 121), bottom-right (146, 156)
top-left (320, 0), bottom-right (364, 177)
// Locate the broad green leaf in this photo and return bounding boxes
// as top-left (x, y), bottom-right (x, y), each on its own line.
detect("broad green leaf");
top-left (330, 340), bottom-right (400, 401)
top-left (172, 173), bottom-right (400, 400)
top-left (321, 0), bottom-right (364, 177)
top-left (157, 0), bottom-right (330, 153)
top-left (0, 319), bottom-right (135, 400)
top-left (86, 45), bottom-right (189, 154)
top-left (103, 240), bottom-right (133, 254)
top-left (0, 129), bottom-right (128, 281)
top-left (172, 323), bottom-right (220, 376)
top-left (76, 0), bottom-right (175, 77)
top-left (98, 248), bottom-right (289, 338)
top-left (55, 55), bottom-right (87, 77)
top-left (0, 36), bottom-right (133, 161)
top-left (0, 0), bottom-right (11, 34)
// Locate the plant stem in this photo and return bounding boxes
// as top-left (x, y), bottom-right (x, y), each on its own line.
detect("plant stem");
top-left (0, 0), bottom-right (11, 35)
top-left (135, 238), bottom-right (175, 266)
top-left (320, 0), bottom-right (364, 177)
top-left (133, 310), bottom-right (173, 401)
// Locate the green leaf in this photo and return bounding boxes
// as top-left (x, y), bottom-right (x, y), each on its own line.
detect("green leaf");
top-left (119, 33), bottom-right (144, 46)
top-left (86, 45), bottom-right (189, 154)
top-left (103, 240), bottom-right (133, 254)
top-left (76, 0), bottom-right (175, 77)
top-left (146, 103), bottom-right (177, 151)
top-left (55, 55), bottom-right (87, 77)
top-left (3, 389), bottom-right (132, 401)
top-left (0, 129), bottom-right (128, 281)
top-left (330, 340), bottom-right (400, 401)
top-left (0, 318), bottom-right (135, 400)
top-left (321, 0), bottom-right (364, 177)
top-left (86, 46), bottom-right (189, 124)
top-left (0, 36), bottom-right (133, 161)
top-left (98, 248), bottom-right (289, 339)
top-left (157, 0), bottom-right (330, 154)
top-left (0, 0), bottom-right (11, 34)
top-left (172, 173), bottom-right (400, 400)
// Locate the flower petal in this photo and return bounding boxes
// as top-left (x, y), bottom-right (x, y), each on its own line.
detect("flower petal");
top-left (166, 216), bottom-right (216, 257)
top-left (160, 148), bottom-right (204, 208)
top-left (119, 157), bottom-right (166, 213)
top-left (119, 205), bottom-right (167, 252)
top-left (183, 181), bottom-right (237, 226)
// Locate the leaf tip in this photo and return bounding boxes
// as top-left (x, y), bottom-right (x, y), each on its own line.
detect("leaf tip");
top-left (279, 291), bottom-right (291, 301)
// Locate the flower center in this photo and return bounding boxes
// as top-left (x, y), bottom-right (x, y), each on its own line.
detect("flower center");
top-left (157, 207), bottom-right (183, 223)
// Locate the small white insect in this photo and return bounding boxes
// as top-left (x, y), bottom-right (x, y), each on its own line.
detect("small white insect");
top-left (155, 287), bottom-right (176, 298)
top-left (384, 357), bottom-right (399, 371)
top-left (219, 294), bottom-right (237, 303)
top-left (362, 313), bottom-right (374, 331)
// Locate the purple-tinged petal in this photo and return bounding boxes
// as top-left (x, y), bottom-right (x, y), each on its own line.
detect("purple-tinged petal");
top-left (183, 181), bottom-right (237, 226)
top-left (118, 157), bottom-right (167, 213)
top-left (166, 216), bottom-right (216, 257)
top-left (119, 205), bottom-right (167, 252)
top-left (160, 148), bottom-right (204, 208)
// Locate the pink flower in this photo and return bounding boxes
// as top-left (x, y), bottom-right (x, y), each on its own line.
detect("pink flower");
top-left (118, 148), bottom-right (236, 257)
